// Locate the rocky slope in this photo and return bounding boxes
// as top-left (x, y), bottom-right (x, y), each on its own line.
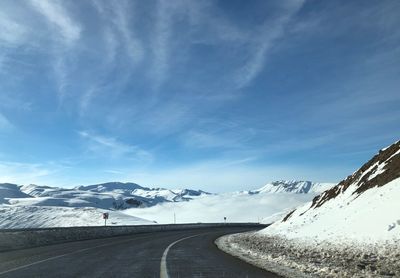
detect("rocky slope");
top-left (268, 140), bottom-right (400, 242)
top-left (217, 140), bottom-right (400, 277)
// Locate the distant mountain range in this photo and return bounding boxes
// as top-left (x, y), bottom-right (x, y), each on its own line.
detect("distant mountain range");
top-left (247, 180), bottom-right (335, 195)
top-left (1, 182), bottom-right (211, 210)
top-left (0, 179), bottom-right (336, 228)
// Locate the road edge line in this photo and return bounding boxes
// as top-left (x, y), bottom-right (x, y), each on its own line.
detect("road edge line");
top-left (160, 234), bottom-right (203, 278)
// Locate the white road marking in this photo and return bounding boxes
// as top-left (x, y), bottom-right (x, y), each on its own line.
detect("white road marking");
top-left (0, 235), bottom-right (152, 275)
top-left (160, 233), bottom-right (204, 278)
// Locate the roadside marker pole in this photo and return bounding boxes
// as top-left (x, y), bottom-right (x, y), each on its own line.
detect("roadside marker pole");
top-left (102, 213), bottom-right (109, 227)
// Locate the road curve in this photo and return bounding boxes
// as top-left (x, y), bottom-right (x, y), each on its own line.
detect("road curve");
top-left (0, 227), bottom-right (280, 278)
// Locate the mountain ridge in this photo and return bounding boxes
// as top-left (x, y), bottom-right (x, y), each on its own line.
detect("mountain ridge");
top-left (250, 180), bottom-right (335, 195)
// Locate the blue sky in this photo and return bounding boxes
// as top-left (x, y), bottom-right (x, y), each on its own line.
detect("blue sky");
top-left (0, 0), bottom-right (399, 191)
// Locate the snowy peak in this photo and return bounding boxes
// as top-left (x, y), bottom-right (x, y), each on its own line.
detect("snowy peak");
top-left (310, 140), bottom-right (400, 209)
top-left (2, 182), bottom-right (211, 210)
top-left (252, 180), bottom-right (335, 194)
top-left (20, 184), bottom-right (64, 197)
top-left (0, 183), bottom-right (32, 202)
top-left (75, 182), bottom-right (146, 192)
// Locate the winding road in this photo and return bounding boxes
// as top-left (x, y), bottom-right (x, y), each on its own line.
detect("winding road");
top-left (0, 227), bottom-right (279, 277)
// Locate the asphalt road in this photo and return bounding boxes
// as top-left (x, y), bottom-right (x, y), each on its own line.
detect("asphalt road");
top-left (0, 227), bottom-right (280, 278)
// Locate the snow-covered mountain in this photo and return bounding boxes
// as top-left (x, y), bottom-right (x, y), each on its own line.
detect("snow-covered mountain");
top-left (249, 180), bottom-right (335, 194)
top-left (262, 140), bottom-right (400, 243)
top-left (0, 179), bottom-right (332, 228)
top-left (12, 182), bottom-right (211, 210)
top-left (0, 182), bottom-right (211, 228)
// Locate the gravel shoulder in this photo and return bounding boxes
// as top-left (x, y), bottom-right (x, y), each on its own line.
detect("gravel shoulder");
top-left (215, 232), bottom-right (400, 278)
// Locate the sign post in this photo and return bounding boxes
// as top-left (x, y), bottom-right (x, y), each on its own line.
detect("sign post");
top-left (224, 216), bottom-right (227, 224)
top-left (103, 212), bottom-right (109, 226)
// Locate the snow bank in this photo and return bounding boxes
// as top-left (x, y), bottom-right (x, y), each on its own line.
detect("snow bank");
top-left (217, 141), bottom-right (400, 277)
top-left (217, 232), bottom-right (399, 277)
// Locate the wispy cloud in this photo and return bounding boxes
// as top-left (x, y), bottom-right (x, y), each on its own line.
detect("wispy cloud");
top-left (150, 0), bottom-right (177, 89)
top-left (0, 113), bottom-right (14, 131)
top-left (28, 0), bottom-right (82, 103)
top-left (0, 11), bottom-right (27, 47)
top-left (79, 87), bottom-right (97, 117)
top-left (109, 0), bottom-right (144, 65)
top-left (235, 0), bottom-right (305, 88)
top-left (183, 130), bottom-right (240, 149)
top-left (0, 161), bottom-right (55, 185)
top-left (30, 0), bottom-right (81, 43)
top-left (78, 130), bottom-right (152, 161)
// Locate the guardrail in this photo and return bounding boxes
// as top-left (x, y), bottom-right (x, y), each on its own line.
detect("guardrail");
top-left (0, 223), bottom-right (268, 252)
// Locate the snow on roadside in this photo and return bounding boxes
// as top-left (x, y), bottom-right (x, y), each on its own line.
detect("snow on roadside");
top-left (216, 231), bottom-right (400, 278)
top-left (217, 142), bottom-right (400, 277)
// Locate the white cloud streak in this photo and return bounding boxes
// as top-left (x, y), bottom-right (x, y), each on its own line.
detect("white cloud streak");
top-left (0, 161), bottom-right (55, 185)
top-left (30, 0), bottom-right (81, 43)
top-left (28, 0), bottom-right (82, 103)
top-left (0, 113), bottom-right (13, 131)
top-left (78, 130), bottom-right (152, 161)
top-left (235, 0), bottom-right (305, 89)
top-left (110, 0), bottom-right (144, 65)
top-left (0, 12), bottom-right (27, 46)
top-left (150, 0), bottom-right (176, 89)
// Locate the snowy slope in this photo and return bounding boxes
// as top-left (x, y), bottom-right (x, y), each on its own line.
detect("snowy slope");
top-left (249, 180), bottom-right (335, 194)
top-left (0, 183), bottom-right (31, 203)
top-left (0, 205), bottom-right (152, 229)
top-left (261, 140), bottom-right (400, 243)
